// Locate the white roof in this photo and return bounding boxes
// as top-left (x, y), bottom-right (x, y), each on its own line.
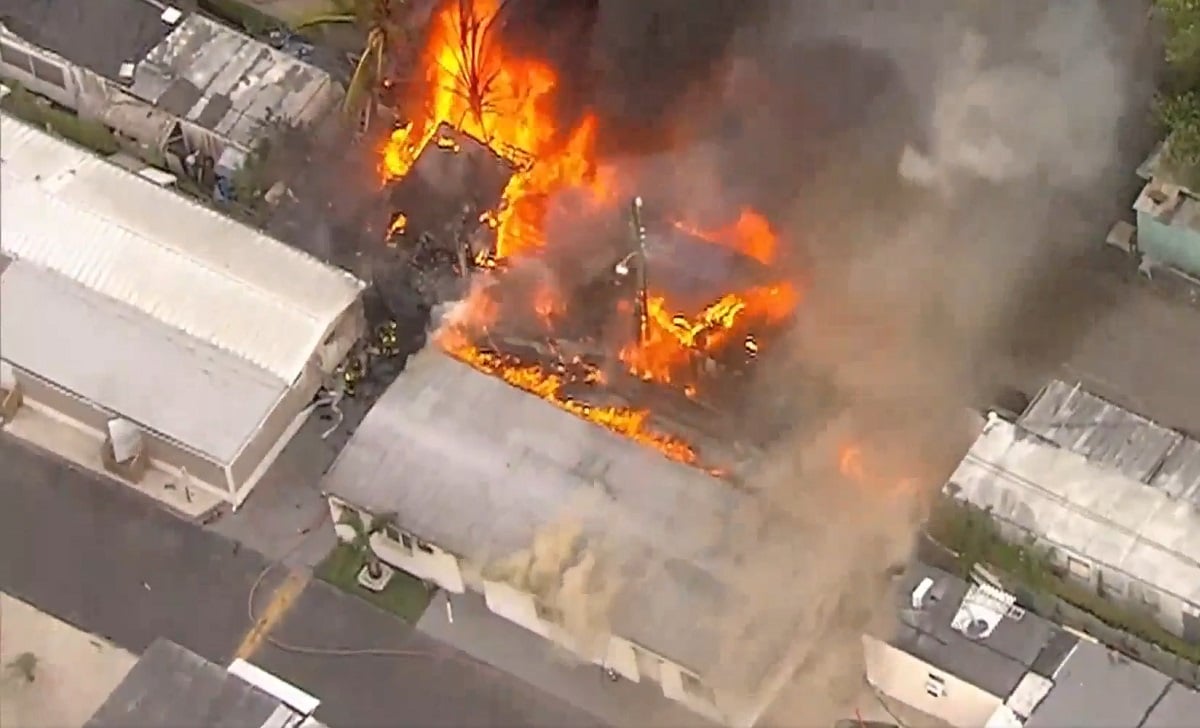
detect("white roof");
top-left (0, 114), bottom-right (364, 382)
top-left (1, 260), bottom-right (287, 464)
top-left (948, 416), bottom-right (1200, 607)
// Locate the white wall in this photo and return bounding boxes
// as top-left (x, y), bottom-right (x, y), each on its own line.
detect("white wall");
top-left (863, 635), bottom-right (1004, 728)
top-left (370, 531), bottom-right (465, 593)
top-left (324, 497), bottom-right (732, 727)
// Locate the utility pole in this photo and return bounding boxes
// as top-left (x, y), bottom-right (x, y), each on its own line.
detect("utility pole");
top-left (628, 196), bottom-right (650, 346)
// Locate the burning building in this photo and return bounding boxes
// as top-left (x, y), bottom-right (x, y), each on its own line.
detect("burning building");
top-left (366, 0), bottom-right (804, 470)
top-left (321, 346), bottom-right (813, 728)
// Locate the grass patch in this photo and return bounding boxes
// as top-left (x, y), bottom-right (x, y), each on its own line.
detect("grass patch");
top-left (316, 542), bottom-right (433, 623)
top-left (1, 82), bottom-right (119, 155)
top-left (927, 498), bottom-right (1200, 665)
top-left (198, 0), bottom-right (283, 36)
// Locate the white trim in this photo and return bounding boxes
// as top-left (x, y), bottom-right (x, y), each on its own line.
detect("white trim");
top-left (228, 659), bottom-right (320, 717)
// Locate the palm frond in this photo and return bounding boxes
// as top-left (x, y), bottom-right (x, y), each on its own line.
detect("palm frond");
top-left (293, 12), bottom-right (356, 30)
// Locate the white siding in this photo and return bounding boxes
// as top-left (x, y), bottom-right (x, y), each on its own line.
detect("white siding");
top-left (864, 635), bottom-right (1005, 728)
top-left (1, 260), bottom-right (287, 465)
top-left (0, 114), bottom-right (364, 382)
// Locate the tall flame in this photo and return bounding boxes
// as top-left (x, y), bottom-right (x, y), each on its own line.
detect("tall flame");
top-left (378, 0), bottom-right (802, 467)
top-left (381, 0), bottom-right (611, 260)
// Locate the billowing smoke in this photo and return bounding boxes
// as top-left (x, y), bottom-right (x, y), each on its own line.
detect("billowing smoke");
top-left (651, 1), bottom-right (1152, 724)
top-left (485, 513), bottom-right (622, 660)
top-left (292, 0), bottom-right (1157, 722)
top-left (524, 0), bottom-right (1156, 724)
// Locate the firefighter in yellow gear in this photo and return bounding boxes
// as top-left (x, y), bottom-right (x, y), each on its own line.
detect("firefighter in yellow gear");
top-left (342, 356), bottom-right (365, 397)
top-left (376, 321), bottom-right (399, 358)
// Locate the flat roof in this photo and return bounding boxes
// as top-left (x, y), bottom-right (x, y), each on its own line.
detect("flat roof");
top-left (0, 112), bottom-right (364, 383)
top-left (889, 564), bottom-right (1074, 699)
top-left (2, 260), bottom-right (287, 465)
top-left (1024, 640), bottom-right (1173, 728)
top-left (84, 638), bottom-right (326, 728)
top-left (0, 0), bottom-right (174, 80)
top-left (947, 413), bottom-right (1200, 608)
top-left (1142, 682), bottom-right (1200, 728)
top-left (322, 346), bottom-right (803, 689)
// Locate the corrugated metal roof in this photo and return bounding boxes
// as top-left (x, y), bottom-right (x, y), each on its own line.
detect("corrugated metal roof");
top-left (1018, 380), bottom-right (1183, 484)
top-left (948, 416), bottom-right (1200, 608)
top-left (2, 260), bottom-right (287, 464)
top-left (83, 638), bottom-right (323, 728)
top-left (131, 15), bottom-right (338, 150)
top-left (1152, 437), bottom-right (1200, 503)
top-left (322, 347), bottom-right (806, 687)
top-left (0, 113), bottom-right (364, 382)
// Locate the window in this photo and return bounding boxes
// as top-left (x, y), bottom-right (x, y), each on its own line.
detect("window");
top-left (1098, 571), bottom-right (1125, 600)
top-left (925, 673), bottom-right (947, 698)
top-left (400, 532), bottom-right (414, 551)
top-left (0, 41), bottom-right (33, 73)
top-left (30, 56), bottom-right (65, 88)
top-left (1067, 556), bottom-right (1091, 581)
top-left (416, 539), bottom-right (435, 555)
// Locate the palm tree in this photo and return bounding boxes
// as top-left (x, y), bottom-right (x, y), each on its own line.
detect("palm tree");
top-left (296, 0), bottom-right (406, 115)
top-left (438, 0), bottom-right (515, 138)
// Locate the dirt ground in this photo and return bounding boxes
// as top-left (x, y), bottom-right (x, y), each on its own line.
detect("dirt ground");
top-left (0, 594), bottom-right (136, 728)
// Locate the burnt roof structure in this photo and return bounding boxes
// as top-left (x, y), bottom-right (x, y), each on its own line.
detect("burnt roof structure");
top-left (386, 124), bottom-right (515, 248)
top-left (643, 228), bottom-right (777, 314)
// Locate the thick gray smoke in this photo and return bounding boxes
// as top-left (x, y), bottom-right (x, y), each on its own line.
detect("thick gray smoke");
top-left (531, 1), bottom-right (1157, 724)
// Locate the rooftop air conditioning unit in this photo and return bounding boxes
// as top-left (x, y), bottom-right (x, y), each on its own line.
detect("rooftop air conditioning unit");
top-left (161, 6), bottom-right (183, 25)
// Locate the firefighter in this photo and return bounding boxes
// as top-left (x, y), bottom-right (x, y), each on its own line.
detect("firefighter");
top-left (342, 355), bottom-right (365, 397)
top-left (376, 321), bottom-right (399, 357)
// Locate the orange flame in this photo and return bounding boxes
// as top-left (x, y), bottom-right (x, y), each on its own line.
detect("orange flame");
top-left (438, 328), bottom-right (697, 464)
top-left (381, 0), bottom-right (612, 261)
top-left (378, 0), bottom-right (803, 467)
top-left (674, 208), bottom-right (782, 265)
top-left (621, 284), bottom-right (798, 385)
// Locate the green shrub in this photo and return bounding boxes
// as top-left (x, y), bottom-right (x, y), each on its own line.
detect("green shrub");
top-left (198, 0), bottom-right (281, 36)
top-left (926, 498), bottom-right (1200, 665)
top-left (0, 83), bottom-right (119, 155)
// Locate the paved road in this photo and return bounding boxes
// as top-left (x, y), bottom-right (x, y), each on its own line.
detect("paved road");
top-left (0, 435), bottom-right (608, 728)
top-left (986, 246), bottom-right (1200, 435)
top-left (257, 580), bottom-right (607, 728)
top-left (0, 436), bottom-right (273, 664)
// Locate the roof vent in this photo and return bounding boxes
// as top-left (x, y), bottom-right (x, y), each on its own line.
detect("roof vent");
top-left (911, 577), bottom-right (934, 609)
top-left (161, 7), bottom-right (183, 25)
top-left (951, 582), bottom-right (1021, 640)
top-left (118, 62), bottom-right (136, 83)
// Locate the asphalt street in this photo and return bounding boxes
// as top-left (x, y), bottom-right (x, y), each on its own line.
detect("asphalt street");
top-left (256, 580), bottom-right (606, 728)
top-left (0, 435), bottom-right (607, 727)
top-left (0, 435), bottom-right (273, 664)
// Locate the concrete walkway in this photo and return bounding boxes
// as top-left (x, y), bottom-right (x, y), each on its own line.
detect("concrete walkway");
top-left (418, 590), bottom-right (714, 728)
top-left (0, 594), bottom-right (137, 728)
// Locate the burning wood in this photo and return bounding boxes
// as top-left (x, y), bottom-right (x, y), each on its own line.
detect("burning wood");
top-left (373, 0), bottom-right (803, 470)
